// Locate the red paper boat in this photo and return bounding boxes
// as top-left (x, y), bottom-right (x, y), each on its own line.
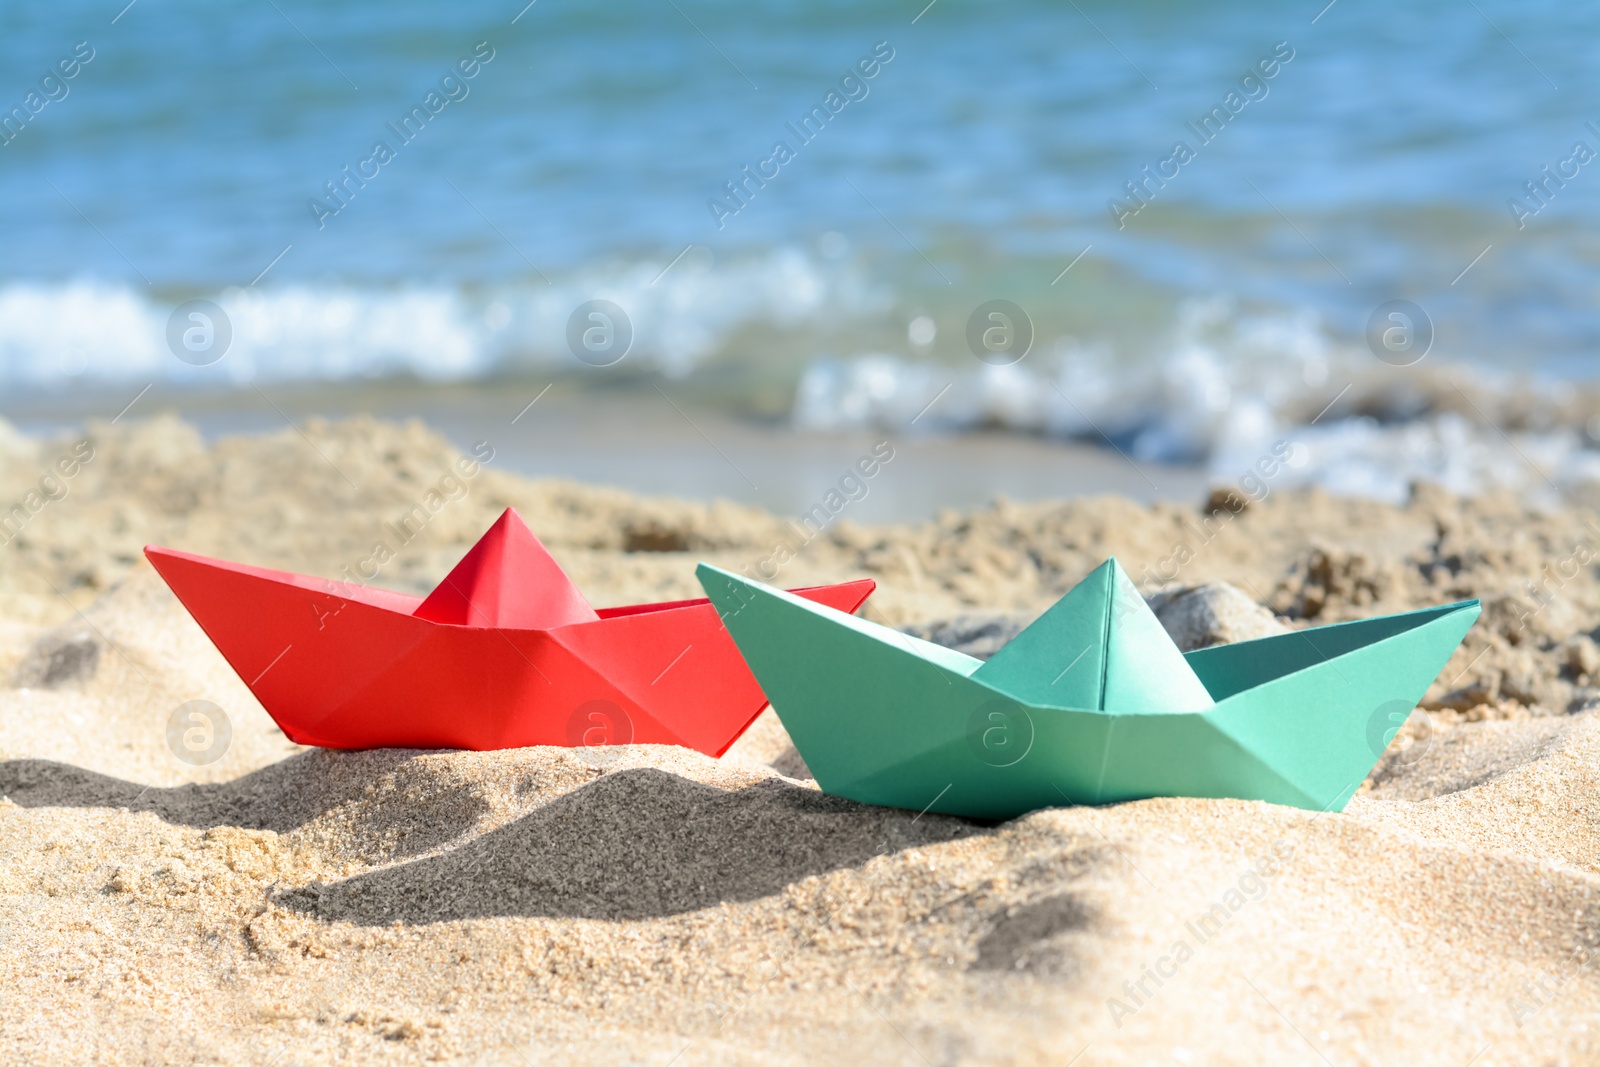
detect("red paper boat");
top-left (144, 509), bottom-right (875, 755)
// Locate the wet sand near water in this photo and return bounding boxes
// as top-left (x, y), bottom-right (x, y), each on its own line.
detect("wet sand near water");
top-left (0, 381), bottom-right (1210, 524)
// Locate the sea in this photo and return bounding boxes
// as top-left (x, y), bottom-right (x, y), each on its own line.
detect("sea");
top-left (2, 0), bottom-right (1598, 517)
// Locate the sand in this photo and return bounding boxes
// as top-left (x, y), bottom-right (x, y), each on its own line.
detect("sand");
top-left (1, 414), bottom-right (1598, 1065)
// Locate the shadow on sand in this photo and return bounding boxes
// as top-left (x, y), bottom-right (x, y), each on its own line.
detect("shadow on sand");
top-left (0, 755), bottom-right (990, 922)
top-left (0, 750), bottom-right (491, 859)
top-left (277, 767), bottom-right (983, 923)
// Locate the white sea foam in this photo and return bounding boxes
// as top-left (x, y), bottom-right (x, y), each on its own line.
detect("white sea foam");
top-left (0, 280), bottom-right (488, 389)
top-left (793, 298), bottom-right (1339, 461)
top-left (0, 248), bottom-right (884, 391)
top-left (2, 275), bottom-right (1594, 503)
top-left (1211, 414), bottom-right (1600, 506)
top-left (792, 297), bottom-right (1600, 501)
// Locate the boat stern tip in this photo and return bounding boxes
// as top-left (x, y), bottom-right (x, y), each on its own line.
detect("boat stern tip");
top-left (142, 543), bottom-right (228, 579)
top-left (142, 543), bottom-right (184, 575)
top-left (695, 562), bottom-right (754, 615)
top-left (1431, 597), bottom-right (1483, 632)
top-left (694, 562), bottom-right (748, 588)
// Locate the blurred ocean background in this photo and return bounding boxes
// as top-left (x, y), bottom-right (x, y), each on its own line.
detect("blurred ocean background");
top-left (2, 0), bottom-right (1598, 514)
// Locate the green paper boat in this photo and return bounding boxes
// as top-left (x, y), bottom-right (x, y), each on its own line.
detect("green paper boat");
top-left (697, 559), bottom-right (1479, 819)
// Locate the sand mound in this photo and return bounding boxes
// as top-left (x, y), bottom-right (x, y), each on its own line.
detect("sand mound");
top-left (2, 416), bottom-right (1598, 1065)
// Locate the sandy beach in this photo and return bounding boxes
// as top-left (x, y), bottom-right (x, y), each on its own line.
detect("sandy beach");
top-left (2, 415), bottom-right (1598, 1066)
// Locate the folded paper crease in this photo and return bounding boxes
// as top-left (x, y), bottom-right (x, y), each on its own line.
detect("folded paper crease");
top-left (145, 508), bottom-right (875, 755)
top-left (697, 558), bottom-right (1478, 818)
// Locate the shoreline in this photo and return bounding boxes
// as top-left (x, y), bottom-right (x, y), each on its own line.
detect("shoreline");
top-left (0, 384), bottom-right (1212, 524)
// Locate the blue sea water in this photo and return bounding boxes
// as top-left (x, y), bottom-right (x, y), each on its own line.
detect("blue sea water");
top-left (0, 0), bottom-right (1597, 496)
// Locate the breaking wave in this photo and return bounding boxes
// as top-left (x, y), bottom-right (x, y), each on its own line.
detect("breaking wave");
top-left (793, 297), bottom-right (1600, 502)
top-left (0, 248), bottom-right (886, 390)
top-left (2, 270), bottom-right (1596, 503)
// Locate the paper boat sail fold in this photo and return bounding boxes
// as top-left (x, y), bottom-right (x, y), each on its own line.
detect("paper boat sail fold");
top-left (697, 559), bottom-right (1479, 818)
top-left (414, 508), bottom-right (599, 629)
top-left (145, 509), bottom-right (875, 755)
top-left (973, 559), bottom-right (1214, 713)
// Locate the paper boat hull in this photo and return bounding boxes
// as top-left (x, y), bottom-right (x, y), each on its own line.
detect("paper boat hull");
top-left (697, 563), bottom-right (1479, 818)
top-left (147, 547), bottom-right (873, 755)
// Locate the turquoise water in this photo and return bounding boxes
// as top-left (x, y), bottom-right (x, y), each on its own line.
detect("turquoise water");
top-left (1, 0), bottom-right (1597, 496)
